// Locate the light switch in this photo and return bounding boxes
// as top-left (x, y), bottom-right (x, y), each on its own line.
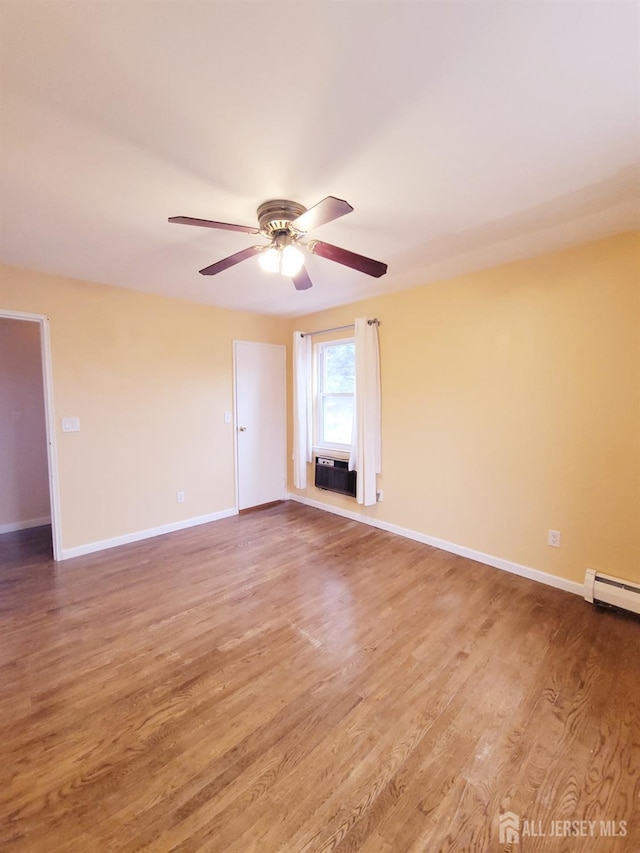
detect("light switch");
top-left (224, 411), bottom-right (232, 423)
top-left (62, 417), bottom-right (80, 432)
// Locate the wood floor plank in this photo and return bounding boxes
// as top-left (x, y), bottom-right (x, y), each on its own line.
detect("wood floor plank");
top-left (0, 505), bottom-right (638, 851)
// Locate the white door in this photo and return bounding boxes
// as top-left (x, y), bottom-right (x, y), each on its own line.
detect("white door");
top-left (234, 341), bottom-right (286, 511)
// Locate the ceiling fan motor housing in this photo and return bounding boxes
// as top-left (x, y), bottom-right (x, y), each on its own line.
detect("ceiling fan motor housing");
top-left (257, 199), bottom-right (307, 237)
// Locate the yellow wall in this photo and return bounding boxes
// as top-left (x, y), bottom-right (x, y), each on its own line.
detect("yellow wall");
top-left (2, 233), bottom-right (638, 587)
top-left (0, 265), bottom-right (287, 551)
top-left (288, 232), bottom-right (640, 586)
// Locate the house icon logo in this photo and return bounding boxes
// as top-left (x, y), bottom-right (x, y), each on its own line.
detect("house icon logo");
top-left (499, 811), bottom-right (521, 844)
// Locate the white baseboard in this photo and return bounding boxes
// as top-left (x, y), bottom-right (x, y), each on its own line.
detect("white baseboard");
top-left (61, 508), bottom-right (238, 560)
top-left (0, 516), bottom-right (51, 535)
top-left (287, 493), bottom-right (583, 597)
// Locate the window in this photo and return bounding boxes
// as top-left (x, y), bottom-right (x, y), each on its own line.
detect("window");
top-left (315, 339), bottom-right (355, 450)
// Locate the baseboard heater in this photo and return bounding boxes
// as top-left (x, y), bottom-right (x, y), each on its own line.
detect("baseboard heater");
top-left (584, 569), bottom-right (640, 616)
top-left (315, 456), bottom-right (357, 498)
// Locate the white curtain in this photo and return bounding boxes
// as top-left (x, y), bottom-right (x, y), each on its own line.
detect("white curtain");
top-left (349, 318), bottom-right (381, 505)
top-left (292, 331), bottom-right (312, 489)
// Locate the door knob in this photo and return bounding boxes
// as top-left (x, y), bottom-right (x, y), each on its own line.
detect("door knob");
top-left (238, 425), bottom-right (247, 432)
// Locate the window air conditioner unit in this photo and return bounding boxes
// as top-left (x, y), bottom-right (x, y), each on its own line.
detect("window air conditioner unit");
top-left (314, 456), bottom-right (357, 498)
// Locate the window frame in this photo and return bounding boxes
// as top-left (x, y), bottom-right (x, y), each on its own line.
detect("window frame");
top-left (314, 337), bottom-right (355, 453)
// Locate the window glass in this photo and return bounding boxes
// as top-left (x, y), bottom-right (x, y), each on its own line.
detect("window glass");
top-left (324, 343), bottom-right (355, 393)
top-left (322, 395), bottom-right (354, 445)
top-left (316, 339), bottom-right (355, 449)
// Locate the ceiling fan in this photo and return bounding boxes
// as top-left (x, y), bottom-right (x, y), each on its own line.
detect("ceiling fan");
top-left (168, 196), bottom-right (387, 291)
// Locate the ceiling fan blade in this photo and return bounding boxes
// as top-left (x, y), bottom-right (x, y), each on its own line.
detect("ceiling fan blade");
top-left (199, 245), bottom-right (263, 276)
top-left (169, 216), bottom-right (259, 235)
top-left (292, 266), bottom-right (313, 291)
top-left (309, 240), bottom-right (388, 278)
top-left (291, 196), bottom-right (353, 233)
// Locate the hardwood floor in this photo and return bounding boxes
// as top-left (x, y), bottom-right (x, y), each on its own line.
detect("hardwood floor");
top-left (0, 504), bottom-right (638, 852)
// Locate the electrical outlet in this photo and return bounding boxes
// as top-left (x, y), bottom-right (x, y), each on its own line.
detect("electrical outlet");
top-left (377, 490), bottom-right (384, 502)
top-left (177, 491), bottom-right (185, 504)
top-left (548, 529), bottom-right (561, 548)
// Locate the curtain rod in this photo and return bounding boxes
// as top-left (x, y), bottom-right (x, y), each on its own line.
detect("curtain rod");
top-left (300, 318), bottom-right (379, 338)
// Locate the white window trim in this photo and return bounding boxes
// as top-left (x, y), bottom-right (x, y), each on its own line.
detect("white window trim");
top-left (311, 446), bottom-right (351, 461)
top-left (313, 337), bottom-right (355, 454)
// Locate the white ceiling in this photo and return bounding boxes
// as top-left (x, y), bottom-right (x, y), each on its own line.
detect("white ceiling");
top-left (1, 1), bottom-right (638, 317)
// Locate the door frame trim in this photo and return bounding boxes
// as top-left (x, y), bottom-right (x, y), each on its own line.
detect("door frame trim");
top-left (232, 340), bottom-right (240, 513)
top-left (0, 309), bottom-right (63, 560)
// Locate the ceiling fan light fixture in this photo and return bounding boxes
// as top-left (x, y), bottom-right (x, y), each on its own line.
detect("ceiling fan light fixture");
top-left (281, 244), bottom-right (304, 277)
top-left (259, 246), bottom-right (281, 273)
top-left (259, 243), bottom-right (304, 277)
